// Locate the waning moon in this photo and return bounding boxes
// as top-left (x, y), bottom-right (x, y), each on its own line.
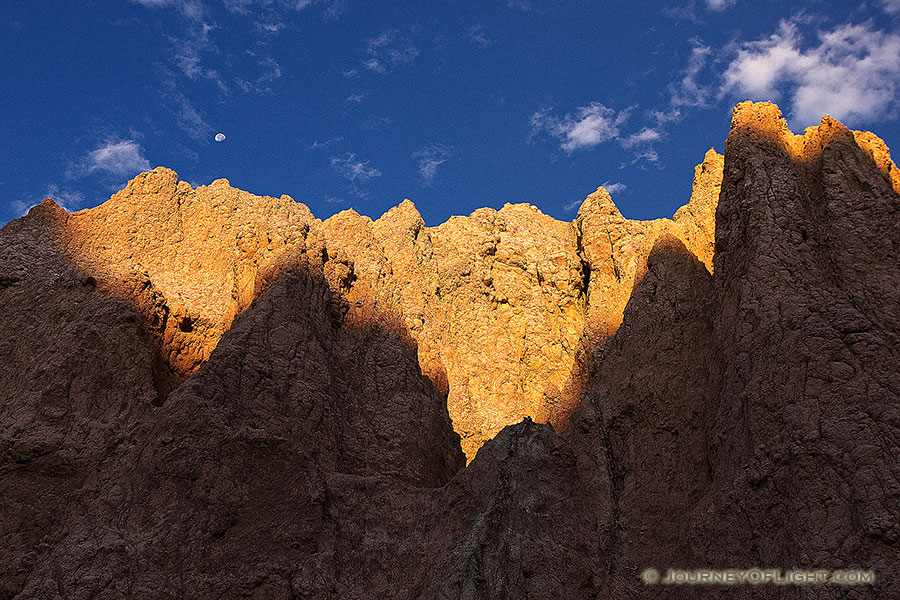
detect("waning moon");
top-left (214, 133), bottom-right (226, 142)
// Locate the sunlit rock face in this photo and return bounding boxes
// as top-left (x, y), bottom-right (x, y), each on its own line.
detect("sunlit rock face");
top-left (48, 152), bottom-right (721, 459)
top-left (57, 170), bottom-right (318, 376)
top-left (33, 101), bottom-right (900, 462)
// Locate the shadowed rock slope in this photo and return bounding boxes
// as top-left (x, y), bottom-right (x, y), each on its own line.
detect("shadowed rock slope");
top-left (1, 101), bottom-right (899, 598)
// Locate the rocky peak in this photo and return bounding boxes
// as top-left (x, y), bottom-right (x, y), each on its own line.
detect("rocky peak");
top-left (730, 101), bottom-right (900, 188)
top-left (56, 169), bottom-right (318, 376)
top-left (32, 151), bottom-right (723, 460)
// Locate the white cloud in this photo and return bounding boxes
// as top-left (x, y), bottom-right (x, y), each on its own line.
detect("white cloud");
top-left (346, 90), bottom-right (368, 103)
top-left (531, 102), bottom-right (630, 152)
top-left (223, 0), bottom-right (261, 13)
top-left (171, 36), bottom-right (227, 91)
top-left (331, 152), bottom-right (381, 196)
top-left (705, 0), bottom-right (735, 11)
top-left (44, 185), bottom-right (86, 211)
top-left (465, 25), bottom-right (492, 47)
top-left (223, 0), bottom-right (344, 18)
top-left (506, 0), bottom-right (556, 12)
top-left (130, 1), bottom-right (227, 90)
top-left (224, 0), bottom-right (313, 13)
top-left (80, 139), bottom-right (152, 178)
top-left (130, 0), bottom-right (205, 21)
top-left (603, 181), bottom-right (627, 194)
top-left (879, 0), bottom-right (900, 13)
top-left (332, 153), bottom-right (380, 182)
top-left (232, 57), bottom-right (282, 93)
top-left (323, 0), bottom-right (345, 19)
top-left (363, 30), bottom-right (418, 74)
top-left (257, 57), bottom-right (282, 84)
top-left (174, 95), bottom-right (213, 139)
top-left (650, 108), bottom-right (682, 125)
top-left (563, 198), bottom-right (581, 211)
top-left (671, 44), bottom-right (713, 108)
top-left (363, 58), bottom-right (385, 73)
top-left (721, 20), bottom-right (900, 126)
top-left (311, 136), bottom-right (344, 149)
top-left (11, 199), bottom-right (33, 218)
top-left (563, 181), bottom-right (625, 211)
top-left (628, 148), bottom-right (661, 167)
top-left (621, 127), bottom-right (662, 148)
top-left (255, 20), bottom-right (285, 33)
top-left (413, 144), bottom-right (453, 185)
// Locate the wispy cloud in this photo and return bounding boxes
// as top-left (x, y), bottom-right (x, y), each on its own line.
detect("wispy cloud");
top-left (507, 0), bottom-right (533, 10)
top-left (256, 57), bottom-right (282, 85)
top-left (705, 0), bottom-right (736, 11)
top-left (627, 149), bottom-right (661, 168)
top-left (621, 127), bottom-right (662, 148)
top-left (530, 102), bottom-right (666, 166)
top-left (130, 0), bottom-right (228, 91)
top-left (363, 30), bottom-right (419, 74)
top-left (44, 184), bottom-right (86, 211)
top-left (72, 139), bottom-right (152, 179)
top-left (223, 0), bottom-right (262, 14)
top-left (130, 0), bottom-right (205, 21)
top-left (670, 43), bottom-right (713, 108)
top-left (346, 90), bottom-right (368, 103)
top-left (10, 199), bottom-right (34, 218)
top-left (254, 20), bottom-right (286, 33)
top-left (465, 24), bottom-right (492, 47)
top-left (223, 0), bottom-right (344, 18)
top-left (171, 35), bottom-right (227, 91)
top-left (224, 0), bottom-right (312, 14)
top-left (323, 0), bottom-right (345, 19)
top-left (173, 94), bottom-right (213, 139)
top-left (531, 102), bottom-right (631, 152)
top-left (563, 181), bottom-right (626, 211)
top-left (232, 57), bottom-right (282, 93)
top-left (603, 181), bottom-right (627, 194)
top-left (311, 136), bottom-right (344, 149)
top-left (721, 20), bottom-right (900, 126)
top-left (880, 0), bottom-right (900, 13)
top-left (413, 144), bottom-right (453, 185)
top-left (331, 152), bottom-right (381, 197)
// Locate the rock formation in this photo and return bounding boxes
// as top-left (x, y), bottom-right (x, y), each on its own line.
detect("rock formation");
top-left (50, 148), bottom-right (723, 460)
top-left (1, 101), bottom-right (898, 598)
top-left (57, 171), bottom-right (318, 377)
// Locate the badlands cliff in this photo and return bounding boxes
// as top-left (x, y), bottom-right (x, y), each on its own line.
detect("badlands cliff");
top-left (1, 101), bottom-right (899, 599)
top-left (52, 140), bottom-right (722, 460)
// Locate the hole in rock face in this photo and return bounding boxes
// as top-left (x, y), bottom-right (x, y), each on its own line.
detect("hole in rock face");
top-left (179, 317), bottom-right (194, 333)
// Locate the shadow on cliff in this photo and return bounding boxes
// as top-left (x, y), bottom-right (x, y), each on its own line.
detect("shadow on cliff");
top-left (0, 204), bottom-right (467, 597)
top-left (553, 102), bottom-right (900, 598)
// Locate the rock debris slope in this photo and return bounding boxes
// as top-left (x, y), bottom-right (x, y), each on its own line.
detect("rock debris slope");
top-left (0, 101), bottom-right (898, 598)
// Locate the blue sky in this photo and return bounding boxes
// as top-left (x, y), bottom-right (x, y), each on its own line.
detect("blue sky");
top-left (2, 0), bottom-right (899, 226)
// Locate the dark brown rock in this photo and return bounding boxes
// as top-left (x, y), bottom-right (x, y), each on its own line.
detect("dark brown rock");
top-left (0, 200), bottom-right (171, 598)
